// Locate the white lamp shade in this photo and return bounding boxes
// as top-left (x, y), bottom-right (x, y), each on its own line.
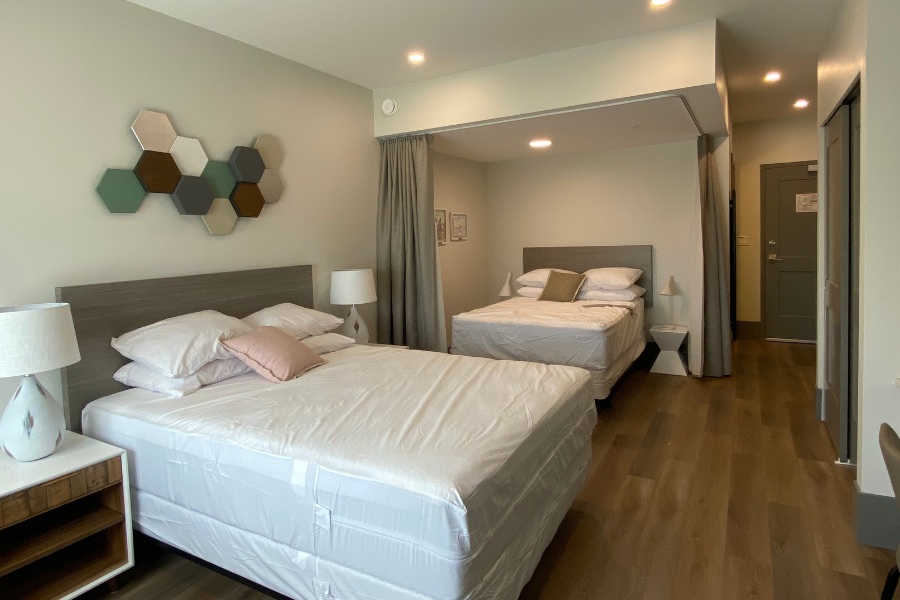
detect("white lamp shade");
top-left (0, 303), bottom-right (81, 377)
top-left (659, 276), bottom-right (676, 297)
top-left (330, 269), bottom-right (377, 305)
top-left (499, 273), bottom-right (513, 297)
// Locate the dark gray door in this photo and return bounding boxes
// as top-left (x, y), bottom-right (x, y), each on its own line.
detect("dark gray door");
top-left (762, 162), bottom-right (818, 341)
top-left (824, 104), bottom-right (850, 461)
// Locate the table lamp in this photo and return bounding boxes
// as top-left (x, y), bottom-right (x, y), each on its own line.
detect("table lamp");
top-left (659, 276), bottom-right (677, 330)
top-left (499, 273), bottom-right (513, 298)
top-left (330, 269), bottom-right (377, 344)
top-left (0, 303), bottom-right (81, 462)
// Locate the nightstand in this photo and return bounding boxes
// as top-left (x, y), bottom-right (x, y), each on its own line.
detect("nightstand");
top-left (649, 325), bottom-right (688, 376)
top-left (0, 431), bottom-right (133, 599)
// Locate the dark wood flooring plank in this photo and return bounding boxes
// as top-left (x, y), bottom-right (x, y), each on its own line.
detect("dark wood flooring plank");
top-left (727, 452), bottom-right (772, 566)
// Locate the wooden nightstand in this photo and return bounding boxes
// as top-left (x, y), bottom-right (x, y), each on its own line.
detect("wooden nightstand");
top-left (0, 431), bottom-right (133, 599)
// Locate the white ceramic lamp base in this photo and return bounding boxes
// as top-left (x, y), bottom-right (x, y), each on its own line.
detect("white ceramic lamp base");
top-left (339, 305), bottom-right (370, 345)
top-left (0, 375), bottom-right (66, 462)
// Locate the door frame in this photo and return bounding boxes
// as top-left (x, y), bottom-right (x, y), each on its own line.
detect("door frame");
top-left (759, 160), bottom-right (818, 341)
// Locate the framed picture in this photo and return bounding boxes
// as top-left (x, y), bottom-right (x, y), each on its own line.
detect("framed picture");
top-left (450, 212), bottom-right (468, 241)
top-left (434, 208), bottom-right (447, 246)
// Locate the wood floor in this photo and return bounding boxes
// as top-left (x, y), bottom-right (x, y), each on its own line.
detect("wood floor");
top-left (88, 340), bottom-right (896, 600)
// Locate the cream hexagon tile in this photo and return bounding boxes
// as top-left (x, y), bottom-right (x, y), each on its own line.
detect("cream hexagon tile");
top-left (254, 134), bottom-right (284, 170)
top-left (169, 136), bottom-right (209, 177)
top-left (257, 169), bottom-right (285, 203)
top-left (202, 198), bottom-right (238, 235)
top-left (131, 109), bottom-right (177, 152)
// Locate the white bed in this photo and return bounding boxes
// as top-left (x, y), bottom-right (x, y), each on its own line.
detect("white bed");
top-left (82, 344), bottom-right (597, 600)
top-left (451, 297), bottom-right (646, 399)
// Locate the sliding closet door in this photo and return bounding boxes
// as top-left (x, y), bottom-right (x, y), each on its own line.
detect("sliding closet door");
top-left (823, 104), bottom-right (850, 461)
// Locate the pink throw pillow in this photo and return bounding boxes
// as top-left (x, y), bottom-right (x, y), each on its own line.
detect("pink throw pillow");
top-left (221, 326), bottom-right (326, 383)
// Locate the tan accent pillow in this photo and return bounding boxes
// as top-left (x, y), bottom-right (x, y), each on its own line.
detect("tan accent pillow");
top-left (538, 271), bottom-right (586, 302)
top-left (221, 326), bottom-right (326, 383)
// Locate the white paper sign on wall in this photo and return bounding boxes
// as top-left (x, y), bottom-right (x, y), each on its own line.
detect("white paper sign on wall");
top-left (796, 193), bottom-right (818, 213)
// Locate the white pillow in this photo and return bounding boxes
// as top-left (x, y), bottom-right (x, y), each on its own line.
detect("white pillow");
top-left (516, 268), bottom-right (577, 288)
top-left (113, 357), bottom-right (251, 397)
top-left (112, 310), bottom-right (252, 378)
top-left (581, 267), bottom-right (643, 291)
top-left (516, 286), bottom-right (543, 298)
top-left (302, 333), bottom-right (356, 355)
top-left (577, 285), bottom-right (645, 301)
top-left (243, 303), bottom-right (343, 340)
top-left (518, 285), bottom-right (645, 302)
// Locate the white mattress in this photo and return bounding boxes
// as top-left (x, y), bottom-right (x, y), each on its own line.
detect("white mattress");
top-left (83, 345), bottom-right (596, 600)
top-left (450, 297), bottom-right (646, 398)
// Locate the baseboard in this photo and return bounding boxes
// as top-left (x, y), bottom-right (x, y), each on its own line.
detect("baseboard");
top-left (735, 321), bottom-right (763, 340)
top-left (856, 486), bottom-right (900, 549)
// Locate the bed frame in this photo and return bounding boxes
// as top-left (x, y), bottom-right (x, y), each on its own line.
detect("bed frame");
top-left (523, 245), bottom-right (654, 305)
top-left (56, 265), bottom-right (314, 431)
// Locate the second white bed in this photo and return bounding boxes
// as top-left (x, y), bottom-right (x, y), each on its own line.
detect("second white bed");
top-left (451, 297), bottom-right (646, 399)
top-left (83, 345), bottom-right (596, 600)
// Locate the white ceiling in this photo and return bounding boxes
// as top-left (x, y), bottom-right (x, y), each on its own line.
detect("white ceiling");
top-left (126, 0), bottom-right (837, 164)
top-left (127, 0), bottom-right (838, 124)
top-left (432, 97), bottom-right (700, 163)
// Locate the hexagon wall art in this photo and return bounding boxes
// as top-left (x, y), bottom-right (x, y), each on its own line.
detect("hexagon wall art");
top-left (202, 198), bottom-right (239, 235)
top-left (97, 110), bottom-right (284, 235)
top-left (257, 169), bottom-right (285, 203)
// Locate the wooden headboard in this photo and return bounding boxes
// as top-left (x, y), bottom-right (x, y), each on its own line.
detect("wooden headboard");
top-left (523, 245), bottom-right (654, 305)
top-left (56, 265), bottom-right (314, 432)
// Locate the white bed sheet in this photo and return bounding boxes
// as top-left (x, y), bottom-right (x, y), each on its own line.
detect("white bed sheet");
top-left (83, 345), bottom-right (596, 600)
top-left (450, 297), bottom-right (645, 398)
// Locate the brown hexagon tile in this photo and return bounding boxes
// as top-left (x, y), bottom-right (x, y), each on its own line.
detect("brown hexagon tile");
top-left (229, 182), bottom-right (265, 218)
top-left (134, 151), bottom-right (181, 193)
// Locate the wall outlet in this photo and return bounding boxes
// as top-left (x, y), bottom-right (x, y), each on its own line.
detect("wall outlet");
top-left (738, 235), bottom-right (749, 246)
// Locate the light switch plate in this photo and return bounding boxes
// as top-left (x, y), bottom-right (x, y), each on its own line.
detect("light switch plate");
top-left (738, 235), bottom-right (749, 246)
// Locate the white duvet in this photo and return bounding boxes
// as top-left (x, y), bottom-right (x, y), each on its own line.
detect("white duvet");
top-left (83, 345), bottom-right (596, 600)
top-left (454, 296), bottom-right (637, 331)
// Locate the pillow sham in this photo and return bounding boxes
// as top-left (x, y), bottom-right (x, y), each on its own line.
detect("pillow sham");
top-left (242, 303), bottom-right (343, 340)
top-left (516, 268), bottom-right (577, 288)
top-left (111, 310), bottom-right (253, 379)
top-left (578, 285), bottom-right (645, 302)
top-left (113, 357), bottom-right (252, 397)
top-left (538, 271), bottom-right (586, 302)
top-left (518, 285), bottom-right (645, 301)
top-left (221, 326), bottom-right (326, 383)
top-left (302, 332), bottom-right (355, 355)
top-left (581, 267), bottom-right (643, 291)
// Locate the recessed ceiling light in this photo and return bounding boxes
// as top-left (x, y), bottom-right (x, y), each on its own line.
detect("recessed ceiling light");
top-left (407, 51), bottom-right (425, 64)
top-left (794, 98), bottom-right (809, 109)
top-left (764, 71), bottom-right (782, 82)
top-left (650, 0), bottom-right (671, 6)
top-left (529, 139), bottom-right (552, 149)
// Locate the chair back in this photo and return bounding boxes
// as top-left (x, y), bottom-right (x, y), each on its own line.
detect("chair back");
top-left (879, 423), bottom-right (900, 507)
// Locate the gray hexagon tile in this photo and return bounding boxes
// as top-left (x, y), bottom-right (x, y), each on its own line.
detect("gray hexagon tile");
top-left (228, 146), bottom-right (265, 183)
top-left (171, 176), bottom-right (214, 215)
top-left (202, 198), bottom-right (238, 235)
top-left (169, 136), bottom-right (209, 177)
top-left (257, 169), bottom-right (285, 203)
top-left (254, 134), bottom-right (284, 170)
top-left (131, 109), bottom-right (177, 152)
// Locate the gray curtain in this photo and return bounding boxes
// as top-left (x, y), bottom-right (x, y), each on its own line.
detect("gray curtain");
top-left (376, 135), bottom-right (447, 351)
top-left (698, 135), bottom-right (732, 376)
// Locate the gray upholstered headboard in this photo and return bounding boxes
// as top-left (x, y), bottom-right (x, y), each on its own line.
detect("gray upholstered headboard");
top-left (56, 265), bottom-right (314, 432)
top-left (522, 245), bottom-right (654, 305)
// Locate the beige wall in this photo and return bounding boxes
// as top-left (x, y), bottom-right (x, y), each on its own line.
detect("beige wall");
top-left (433, 153), bottom-right (491, 343)
top-left (0, 0), bottom-right (379, 413)
top-left (732, 115), bottom-right (819, 322)
top-left (484, 141), bottom-right (699, 331)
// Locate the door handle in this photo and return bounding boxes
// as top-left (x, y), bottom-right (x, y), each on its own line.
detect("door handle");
top-left (768, 254), bottom-right (783, 262)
